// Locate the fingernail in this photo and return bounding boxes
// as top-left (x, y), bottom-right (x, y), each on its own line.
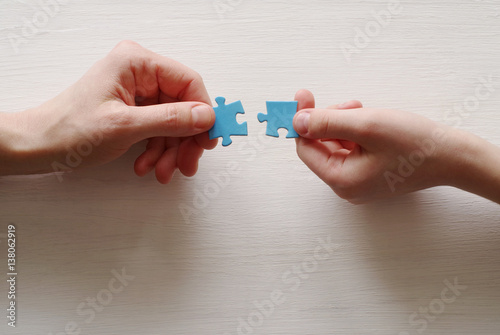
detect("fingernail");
top-left (192, 105), bottom-right (213, 129)
top-left (295, 112), bottom-right (310, 134)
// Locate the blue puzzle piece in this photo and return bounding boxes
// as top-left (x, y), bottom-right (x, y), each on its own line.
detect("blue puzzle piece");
top-left (257, 101), bottom-right (299, 138)
top-left (209, 97), bottom-right (248, 146)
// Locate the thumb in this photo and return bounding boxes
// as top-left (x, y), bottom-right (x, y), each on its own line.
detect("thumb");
top-left (122, 102), bottom-right (215, 141)
top-left (293, 108), bottom-right (364, 143)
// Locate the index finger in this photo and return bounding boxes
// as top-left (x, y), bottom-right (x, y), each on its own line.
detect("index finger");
top-left (110, 41), bottom-right (211, 105)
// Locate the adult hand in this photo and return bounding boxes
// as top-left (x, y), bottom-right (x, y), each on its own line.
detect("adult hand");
top-left (0, 40), bottom-right (217, 184)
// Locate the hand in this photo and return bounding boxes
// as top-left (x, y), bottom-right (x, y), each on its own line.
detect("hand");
top-left (293, 89), bottom-right (500, 204)
top-left (0, 40), bottom-right (217, 184)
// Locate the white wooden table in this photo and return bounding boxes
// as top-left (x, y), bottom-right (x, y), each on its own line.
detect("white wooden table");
top-left (1, 1), bottom-right (499, 334)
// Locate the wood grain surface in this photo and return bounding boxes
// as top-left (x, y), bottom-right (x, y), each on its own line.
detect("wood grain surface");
top-left (1, 1), bottom-right (499, 334)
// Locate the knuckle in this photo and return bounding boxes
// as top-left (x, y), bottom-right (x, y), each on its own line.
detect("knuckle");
top-left (330, 176), bottom-right (371, 204)
top-left (356, 109), bottom-right (386, 139)
top-left (193, 71), bottom-right (204, 84)
top-left (334, 186), bottom-right (362, 203)
top-left (347, 198), bottom-right (366, 205)
top-left (109, 41), bottom-right (143, 63)
top-left (309, 111), bottom-right (332, 137)
top-left (163, 104), bottom-right (184, 128)
top-left (188, 69), bottom-right (203, 83)
top-left (186, 71), bottom-right (205, 93)
top-left (99, 105), bottom-right (133, 136)
top-left (332, 187), bottom-right (354, 201)
top-left (114, 40), bottom-right (140, 52)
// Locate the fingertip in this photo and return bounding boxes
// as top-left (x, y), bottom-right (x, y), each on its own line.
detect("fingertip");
top-left (294, 89), bottom-right (315, 110)
top-left (205, 138), bottom-right (219, 150)
top-left (134, 158), bottom-right (149, 177)
top-left (133, 138), bottom-right (164, 177)
top-left (181, 161), bottom-right (199, 178)
top-left (155, 163), bottom-right (176, 184)
top-left (294, 88), bottom-right (313, 101)
top-left (156, 170), bottom-right (175, 184)
top-left (154, 146), bottom-right (179, 184)
top-left (194, 132), bottom-right (218, 150)
top-left (178, 138), bottom-right (204, 177)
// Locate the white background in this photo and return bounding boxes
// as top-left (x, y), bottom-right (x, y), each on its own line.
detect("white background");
top-left (1, 1), bottom-right (500, 334)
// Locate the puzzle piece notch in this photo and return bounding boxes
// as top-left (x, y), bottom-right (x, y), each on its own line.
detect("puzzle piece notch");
top-left (209, 97), bottom-right (248, 146)
top-left (258, 101), bottom-right (299, 138)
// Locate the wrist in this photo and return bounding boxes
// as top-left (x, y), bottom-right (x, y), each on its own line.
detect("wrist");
top-left (441, 128), bottom-right (500, 203)
top-left (0, 109), bottom-right (54, 176)
top-left (0, 112), bottom-right (26, 175)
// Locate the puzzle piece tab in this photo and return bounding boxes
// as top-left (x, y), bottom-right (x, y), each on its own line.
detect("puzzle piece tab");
top-left (257, 101), bottom-right (299, 138)
top-left (209, 97), bottom-right (248, 146)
